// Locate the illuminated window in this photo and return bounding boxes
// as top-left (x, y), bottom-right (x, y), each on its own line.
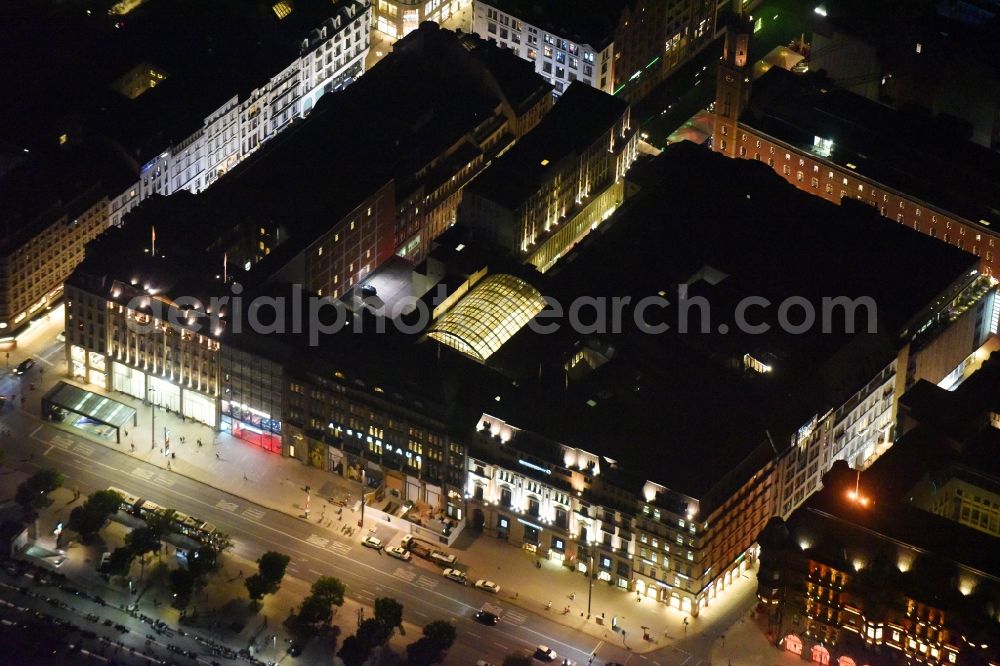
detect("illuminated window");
top-left (426, 274), bottom-right (545, 362)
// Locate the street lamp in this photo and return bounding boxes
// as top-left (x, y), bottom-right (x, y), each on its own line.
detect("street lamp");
top-left (359, 467), bottom-right (366, 529)
top-left (587, 549), bottom-right (595, 618)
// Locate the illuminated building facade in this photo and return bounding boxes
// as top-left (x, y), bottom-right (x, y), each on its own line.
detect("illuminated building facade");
top-left (372, 0), bottom-right (471, 40)
top-left (458, 81), bottom-right (638, 272)
top-left (473, 0), bottom-right (732, 99)
top-left (757, 354), bottom-right (1000, 664)
top-left (110, 0), bottom-right (372, 225)
top-left (436, 143), bottom-right (988, 615)
top-left (0, 142), bottom-right (134, 335)
top-left (712, 22), bottom-right (1000, 278)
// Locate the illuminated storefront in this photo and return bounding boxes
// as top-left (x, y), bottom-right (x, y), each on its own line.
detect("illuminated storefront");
top-left (221, 401), bottom-right (281, 453)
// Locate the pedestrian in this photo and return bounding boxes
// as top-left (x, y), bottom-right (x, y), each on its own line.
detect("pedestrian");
top-left (130, 442), bottom-right (135, 452)
top-left (197, 440), bottom-right (202, 448)
top-left (167, 461), bottom-right (171, 470)
top-left (124, 428), bottom-right (129, 437)
top-left (216, 452), bottom-right (220, 460)
top-left (243, 473), bottom-right (248, 481)
top-left (238, 570), bottom-right (243, 578)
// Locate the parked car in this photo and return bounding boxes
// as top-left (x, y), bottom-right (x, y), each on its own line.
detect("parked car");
top-left (474, 579), bottom-right (500, 594)
top-left (56, 331), bottom-right (65, 342)
top-left (362, 535), bottom-right (382, 550)
top-left (476, 661), bottom-right (496, 666)
top-left (15, 359), bottom-right (35, 375)
top-left (442, 568), bottom-right (466, 584)
top-left (534, 645), bottom-right (558, 662)
top-left (386, 546), bottom-right (411, 561)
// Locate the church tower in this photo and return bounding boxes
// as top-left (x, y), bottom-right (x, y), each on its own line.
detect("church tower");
top-left (712, 9), bottom-right (753, 157)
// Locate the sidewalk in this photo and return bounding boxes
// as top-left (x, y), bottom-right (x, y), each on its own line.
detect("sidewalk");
top-left (708, 609), bottom-right (802, 666)
top-left (443, 529), bottom-right (760, 655)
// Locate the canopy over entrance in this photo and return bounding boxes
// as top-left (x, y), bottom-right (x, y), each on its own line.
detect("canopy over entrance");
top-left (42, 382), bottom-right (137, 443)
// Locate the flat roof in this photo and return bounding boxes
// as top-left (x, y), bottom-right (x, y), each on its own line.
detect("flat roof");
top-left (464, 81), bottom-right (629, 211)
top-left (466, 142), bottom-right (978, 501)
top-left (43, 382), bottom-right (137, 429)
top-left (742, 67), bottom-right (1000, 227)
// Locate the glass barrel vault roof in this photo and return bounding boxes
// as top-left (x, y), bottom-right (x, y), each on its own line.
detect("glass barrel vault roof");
top-left (426, 273), bottom-right (546, 362)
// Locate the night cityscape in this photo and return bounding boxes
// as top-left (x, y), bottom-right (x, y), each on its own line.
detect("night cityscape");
top-left (0, 0), bottom-right (999, 665)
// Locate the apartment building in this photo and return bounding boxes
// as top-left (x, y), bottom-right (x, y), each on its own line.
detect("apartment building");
top-left (713, 20), bottom-right (1000, 277)
top-left (458, 81), bottom-right (638, 272)
top-left (473, 0), bottom-right (732, 100)
top-left (0, 142), bottom-right (134, 334)
top-left (110, 0), bottom-right (372, 225)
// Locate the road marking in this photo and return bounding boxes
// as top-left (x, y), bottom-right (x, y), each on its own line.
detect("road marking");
top-left (493, 642), bottom-right (509, 650)
top-left (242, 507), bottom-right (266, 521)
top-left (503, 609), bottom-right (528, 625)
top-left (307, 534), bottom-right (330, 549)
top-left (393, 567), bottom-right (417, 583)
top-left (329, 541), bottom-right (351, 555)
top-left (467, 631), bottom-right (481, 638)
top-left (414, 575), bottom-right (438, 590)
top-left (29, 425), bottom-right (41, 438)
top-left (25, 421), bottom-right (595, 661)
top-left (413, 610), bottom-right (428, 618)
top-left (73, 442), bottom-right (95, 456)
top-left (132, 467), bottom-right (155, 481)
top-left (50, 434), bottom-right (74, 449)
top-left (309, 569), bottom-right (324, 577)
top-left (43, 445), bottom-right (53, 456)
top-left (152, 475), bottom-right (175, 488)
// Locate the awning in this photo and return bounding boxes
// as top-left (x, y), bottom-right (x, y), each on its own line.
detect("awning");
top-left (42, 381), bottom-right (136, 429)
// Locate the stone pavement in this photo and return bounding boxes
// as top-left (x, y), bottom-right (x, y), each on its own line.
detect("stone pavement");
top-left (708, 608), bottom-right (802, 666)
top-left (11, 314), bottom-right (755, 656)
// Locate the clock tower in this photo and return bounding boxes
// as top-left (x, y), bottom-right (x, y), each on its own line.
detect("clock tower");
top-left (712, 11), bottom-right (753, 158)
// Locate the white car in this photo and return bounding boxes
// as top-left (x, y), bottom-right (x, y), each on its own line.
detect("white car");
top-left (474, 579), bottom-right (500, 594)
top-left (362, 535), bottom-right (382, 550)
top-left (387, 546), bottom-right (411, 561)
top-left (442, 568), bottom-right (467, 584)
top-left (534, 645), bottom-right (558, 662)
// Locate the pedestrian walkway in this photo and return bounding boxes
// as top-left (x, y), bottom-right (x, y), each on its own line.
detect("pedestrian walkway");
top-left (21, 345), bottom-right (752, 655)
top-left (433, 529), bottom-right (760, 655)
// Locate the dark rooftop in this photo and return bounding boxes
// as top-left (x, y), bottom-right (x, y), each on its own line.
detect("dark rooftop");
top-left (743, 67), bottom-right (1000, 227)
top-left (0, 0), bottom-right (364, 161)
top-left (0, 140), bottom-right (135, 254)
top-left (464, 81), bottom-right (628, 210)
top-left (463, 141), bottom-right (977, 502)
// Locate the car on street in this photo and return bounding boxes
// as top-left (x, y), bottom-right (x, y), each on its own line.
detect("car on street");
top-left (474, 579), bottom-right (500, 593)
top-left (476, 661), bottom-right (496, 666)
top-left (534, 645), bottom-right (558, 662)
top-left (386, 546), bottom-right (411, 561)
top-left (442, 568), bottom-right (467, 584)
top-left (362, 535), bottom-right (382, 550)
top-left (15, 358), bottom-right (35, 375)
top-left (474, 610), bottom-right (499, 626)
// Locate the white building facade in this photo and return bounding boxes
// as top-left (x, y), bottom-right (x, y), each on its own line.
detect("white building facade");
top-left (109, 0), bottom-right (371, 227)
top-left (472, 0), bottom-right (615, 96)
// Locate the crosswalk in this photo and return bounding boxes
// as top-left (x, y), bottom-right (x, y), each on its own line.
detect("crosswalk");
top-left (242, 507), bottom-right (266, 521)
top-left (414, 575), bottom-right (439, 591)
top-left (393, 567), bottom-right (417, 583)
top-left (502, 608), bottom-right (528, 625)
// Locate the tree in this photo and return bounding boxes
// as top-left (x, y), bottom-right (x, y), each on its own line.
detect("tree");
top-left (310, 576), bottom-right (346, 608)
top-left (68, 490), bottom-right (123, 541)
top-left (144, 508), bottom-right (174, 540)
top-left (406, 621), bottom-right (457, 665)
top-left (357, 617), bottom-right (391, 650)
top-left (125, 526), bottom-right (161, 559)
top-left (257, 551), bottom-right (290, 591)
top-left (337, 635), bottom-right (369, 666)
top-left (244, 573), bottom-right (271, 602)
top-left (15, 468), bottom-right (64, 513)
top-left (290, 594), bottom-right (334, 637)
top-left (422, 620), bottom-right (456, 652)
top-left (186, 546), bottom-right (218, 579)
top-left (169, 568), bottom-right (195, 606)
top-left (374, 597), bottom-right (404, 634)
top-left (103, 547), bottom-right (134, 577)
top-left (68, 505), bottom-right (106, 540)
top-left (502, 654), bottom-right (533, 666)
